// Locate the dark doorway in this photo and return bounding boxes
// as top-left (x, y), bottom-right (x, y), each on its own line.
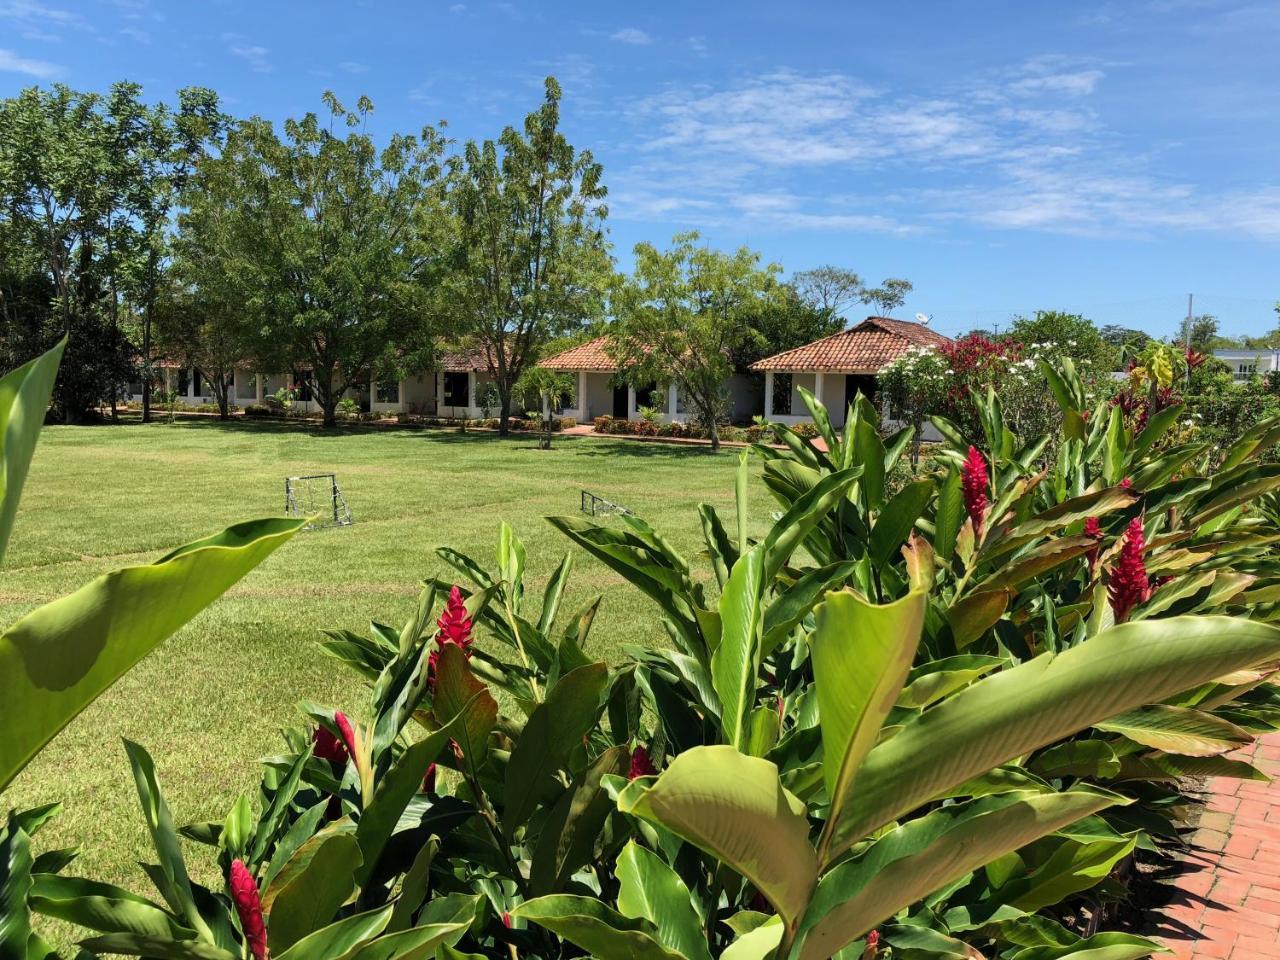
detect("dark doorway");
top-left (612, 384), bottom-right (629, 418)
top-left (846, 374), bottom-right (877, 412)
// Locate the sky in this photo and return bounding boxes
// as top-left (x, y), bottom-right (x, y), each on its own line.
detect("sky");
top-left (2, 0), bottom-right (1279, 340)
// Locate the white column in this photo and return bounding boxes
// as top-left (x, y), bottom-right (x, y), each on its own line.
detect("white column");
top-left (764, 371), bottom-right (774, 418)
top-left (667, 382), bottom-right (678, 421)
top-left (436, 371), bottom-right (445, 413)
top-left (627, 385), bottom-right (636, 419)
top-left (813, 372), bottom-right (825, 408)
top-left (255, 373), bottom-right (264, 403)
top-left (541, 391), bottom-right (550, 419)
top-left (188, 367), bottom-right (197, 400)
top-left (467, 371), bottom-right (476, 414)
top-left (578, 370), bottom-right (587, 417)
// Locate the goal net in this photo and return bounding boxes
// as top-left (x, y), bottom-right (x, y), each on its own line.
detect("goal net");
top-left (285, 473), bottom-right (353, 529)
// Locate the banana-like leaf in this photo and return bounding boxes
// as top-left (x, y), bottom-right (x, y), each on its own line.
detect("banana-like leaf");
top-left (512, 895), bottom-right (688, 960)
top-left (762, 561), bottom-right (858, 657)
top-left (713, 550), bottom-right (766, 749)
top-left (530, 745), bottom-right (629, 894)
top-left (617, 745), bottom-right (817, 929)
top-left (0, 339), bottom-right (64, 566)
top-left (721, 916), bottom-right (783, 960)
top-left (339, 922), bottom-right (469, 960)
top-left (758, 468), bottom-right (862, 583)
top-left (870, 480), bottom-right (933, 568)
top-left (799, 788), bottom-right (1122, 960)
top-left (1029, 741), bottom-right (1121, 780)
top-left (503, 663), bottom-right (608, 839)
top-left (76, 933), bottom-right (237, 960)
top-left (0, 824), bottom-right (34, 960)
top-left (1095, 704), bottom-right (1252, 757)
top-left (29, 874), bottom-right (194, 939)
top-left (0, 516), bottom-right (304, 791)
top-left (1007, 932), bottom-right (1164, 959)
top-left (993, 836), bottom-right (1137, 914)
top-left (830, 616), bottom-right (1280, 852)
top-left (272, 904), bottom-right (393, 960)
top-left (1117, 752), bottom-right (1269, 782)
top-left (811, 589), bottom-right (924, 866)
top-left (898, 655), bottom-right (1005, 710)
top-left (266, 833), bottom-right (361, 953)
top-left (616, 841), bottom-right (713, 960)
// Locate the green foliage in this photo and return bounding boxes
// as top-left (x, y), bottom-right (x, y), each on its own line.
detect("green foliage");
top-left (610, 232), bottom-right (783, 451)
top-left (445, 76), bottom-right (612, 434)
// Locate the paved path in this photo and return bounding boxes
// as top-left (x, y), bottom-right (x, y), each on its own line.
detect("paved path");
top-left (1155, 732), bottom-right (1280, 958)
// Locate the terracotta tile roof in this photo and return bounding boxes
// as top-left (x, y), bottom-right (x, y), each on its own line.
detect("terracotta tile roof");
top-left (438, 348), bottom-right (490, 372)
top-left (748, 317), bottom-right (952, 373)
top-left (538, 335), bottom-right (620, 372)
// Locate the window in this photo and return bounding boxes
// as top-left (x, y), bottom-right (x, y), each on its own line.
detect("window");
top-left (176, 368), bottom-right (190, 396)
top-left (291, 372), bottom-right (313, 402)
top-left (771, 374), bottom-right (793, 416)
top-left (443, 371), bottom-right (469, 406)
top-left (1238, 363), bottom-right (1257, 380)
top-left (376, 379), bottom-right (400, 404)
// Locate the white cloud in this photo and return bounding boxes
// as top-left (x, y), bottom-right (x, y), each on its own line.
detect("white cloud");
top-left (612, 60), bottom-right (1280, 241)
top-left (611, 26), bottom-right (651, 45)
top-left (449, 2), bottom-right (466, 10)
top-left (119, 24), bottom-right (149, 43)
top-left (338, 60), bottom-right (369, 73)
top-left (224, 33), bottom-right (270, 72)
top-left (0, 46), bottom-right (60, 77)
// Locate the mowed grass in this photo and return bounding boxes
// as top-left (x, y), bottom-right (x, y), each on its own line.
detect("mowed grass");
top-left (2, 417), bottom-right (773, 903)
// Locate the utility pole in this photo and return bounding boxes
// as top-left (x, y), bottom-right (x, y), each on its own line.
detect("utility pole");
top-left (1183, 293), bottom-right (1193, 349)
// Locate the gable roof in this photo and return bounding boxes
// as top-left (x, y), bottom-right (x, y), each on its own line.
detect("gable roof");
top-left (538, 335), bottom-right (620, 372)
top-left (748, 317), bottom-right (952, 374)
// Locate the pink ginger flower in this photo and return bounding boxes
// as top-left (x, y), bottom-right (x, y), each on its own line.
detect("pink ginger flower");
top-left (961, 446), bottom-right (990, 532)
top-left (312, 725), bottom-right (347, 765)
top-left (862, 930), bottom-right (880, 958)
top-left (229, 860), bottom-right (269, 960)
top-left (423, 762), bottom-right (437, 796)
top-left (1108, 517), bottom-right (1151, 623)
top-left (628, 745), bottom-right (656, 781)
top-left (1121, 477), bottom-right (1132, 489)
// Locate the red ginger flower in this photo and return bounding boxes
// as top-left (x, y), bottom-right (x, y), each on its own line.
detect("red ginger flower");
top-left (862, 930), bottom-right (880, 958)
top-left (1121, 477), bottom-right (1132, 489)
top-left (628, 745), bottom-right (656, 780)
top-left (961, 446), bottom-right (990, 532)
top-left (436, 586), bottom-right (473, 648)
top-left (312, 725), bottom-right (347, 765)
top-left (422, 762), bottom-right (437, 796)
top-left (229, 859), bottom-right (269, 960)
top-left (1108, 517), bottom-right (1150, 623)
top-left (333, 712), bottom-right (358, 762)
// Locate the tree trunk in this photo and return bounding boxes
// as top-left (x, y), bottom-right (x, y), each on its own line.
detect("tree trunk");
top-left (141, 294), bottom-right (153, 423)
top-left (498, 382), bottom-right (512, 436)
top-left (709, 418), bottom-right (721, 453)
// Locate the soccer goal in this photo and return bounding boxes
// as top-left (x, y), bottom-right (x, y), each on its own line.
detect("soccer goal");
top-left (285, 473), bottom-right (353, 529)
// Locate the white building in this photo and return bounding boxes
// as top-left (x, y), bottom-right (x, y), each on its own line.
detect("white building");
top-left (1212, 348), bottom-right (1280, 381)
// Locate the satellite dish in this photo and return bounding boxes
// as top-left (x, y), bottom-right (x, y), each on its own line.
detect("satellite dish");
top-left (915, 312), bottom-right (932, 326)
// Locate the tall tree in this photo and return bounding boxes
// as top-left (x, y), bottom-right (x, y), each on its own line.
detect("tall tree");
top-left (861, 277), bottom-right (913, 316)
top-left (0, 82), bottom-right (221, 421)
top-left (181, 93), bottom-right (449, 427)
top-left (445, 76), bottom-right (612, 434)
top-left (733, 282), bottom-right (844, 369)
top-left (791, 266), bottom-right (864, 321)
top-left (1008, 310), bottom-right (1119, 374)
top-left (609, 232), bottom-right (782, 452)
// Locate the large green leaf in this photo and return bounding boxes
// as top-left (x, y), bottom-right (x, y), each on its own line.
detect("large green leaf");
top-left (0, 516), bottom-right (304, 791)
top-left (830, 616), bottom-right (1280, 853)
top-left (870, 480), bottom-right (933, 568)
top-left (76, 933), bottom-right (237, 960)
top-left (1095, 704), bottom-right (1252, 757)
top-left (810, 589), bottom-right (924, 867)
top-left (529, 745), bottom-right (629, 894)
top-left (994, 836), bottom-right (1137, 913)
top-left (122, 741), bottom-right (213, 942)
top-left (339, 922), bottom-right (469, 960)
top-left (712, 549), bottom-right (766, 750)
top-left (1007, 932), bottom-right (1164, 959)
top-left (0, 825), bottom-right (34, 960)
top-left (28, 875), bottom-right (194, 939)
top-left (503, 663), bottom-right (608, 839)
top-left (758, 468), bottom-right (861, 583)
top-left (616, 841), bottom-right (712, 960)
top-left (799, 788), bottom-right (1121, 960)
top-left (273, 905), bottom-right (393, 960)
top-left (265, 833), bottom-right (361, 953)
top-left (617, 745), bottom-right (817, 929)
top-left (512, 895), bottom-right (688, 960)
top-left (0, 339), bottom-right (64, 566)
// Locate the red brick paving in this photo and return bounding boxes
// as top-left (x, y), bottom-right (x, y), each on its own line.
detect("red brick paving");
top-left (1155, 733), bottom-right (1280, 959)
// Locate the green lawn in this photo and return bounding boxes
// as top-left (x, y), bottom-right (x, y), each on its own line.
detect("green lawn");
top-left (3, 417), bottom-right (771, 902)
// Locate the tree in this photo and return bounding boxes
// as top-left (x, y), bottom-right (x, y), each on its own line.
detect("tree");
top-left (445, 77), bottom-right (612, 435)
top-left (609, 232), bottom-right (782, 452)
top-left (861, 277), bottom-right (913, 316)
top-left (181, 93), bottom-right (449, 427)
top-left (1186, 314), bottom-right (1220, 351)
top-left (1007, 310), bottom-right (1119, 374)
top-left (791, 266), bottom-right (863, 320)
top-left (1100, 324), bottom-right (1153, 360)
top-left (0, 82), bottom-right (222, 422)
top-left (732, 282), bottom-right (844, 369)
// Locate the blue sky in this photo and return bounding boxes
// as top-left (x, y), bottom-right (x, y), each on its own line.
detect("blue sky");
top-left (3, 0), bottom-right (1279, 339)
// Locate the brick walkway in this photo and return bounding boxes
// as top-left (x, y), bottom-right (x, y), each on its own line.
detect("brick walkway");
top-left (1155, 733), bottom-right (1280, 958)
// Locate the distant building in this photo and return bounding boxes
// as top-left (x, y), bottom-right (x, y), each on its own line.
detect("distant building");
top-left (1212, 348), bottom-right (1280, 381)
